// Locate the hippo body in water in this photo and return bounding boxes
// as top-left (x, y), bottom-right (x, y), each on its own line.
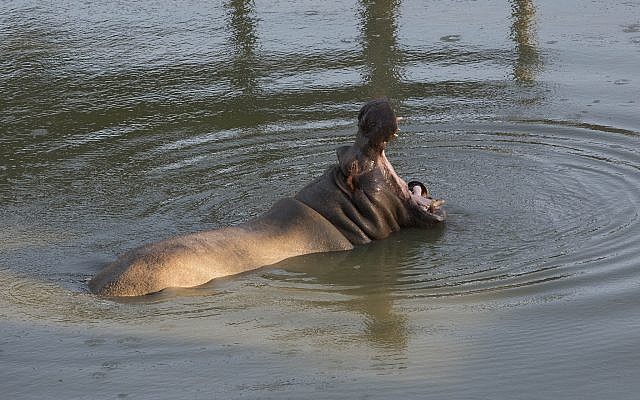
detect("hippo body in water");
top-left (89, 99), bottom-right (446, 296)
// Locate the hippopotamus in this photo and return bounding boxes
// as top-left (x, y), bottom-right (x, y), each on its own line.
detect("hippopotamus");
top-left (89, 99), bottom-right (446, 296)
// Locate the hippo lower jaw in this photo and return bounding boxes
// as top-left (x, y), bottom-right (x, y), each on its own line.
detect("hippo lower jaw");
top-left (408, 180), bottom-right (446, 223)
top-left (375, 148), bottom-right (447, 226)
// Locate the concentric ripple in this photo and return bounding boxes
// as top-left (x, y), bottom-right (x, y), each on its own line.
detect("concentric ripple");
top-left (1, 119), bottom-right (639, 322)
top-left (261, 119), bottom-right (640, 303)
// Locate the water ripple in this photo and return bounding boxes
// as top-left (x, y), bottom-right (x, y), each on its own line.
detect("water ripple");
top-left (1, 118), bottom-right (639, 322)
top-left (262, 119), bottom-right (640, 303)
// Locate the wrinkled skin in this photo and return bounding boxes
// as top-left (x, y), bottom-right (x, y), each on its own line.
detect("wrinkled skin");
top-left (296, 98), bottom-right (445, 244)
top-left (89, 99), bottom-right (445, 297)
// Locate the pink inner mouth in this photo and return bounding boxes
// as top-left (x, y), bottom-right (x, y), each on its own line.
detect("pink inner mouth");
top-left (410, 186), bottom-right (443, 212)
top-left (379, 149), bottom-right (445, 215)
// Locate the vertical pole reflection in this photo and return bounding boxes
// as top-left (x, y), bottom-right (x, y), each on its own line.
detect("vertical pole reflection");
top-left (359, 0), bottom-right (403, 100)
top-left (511, 0), bottom-right (542, 84)
top-left (226, 0), bottom-right (259, 97)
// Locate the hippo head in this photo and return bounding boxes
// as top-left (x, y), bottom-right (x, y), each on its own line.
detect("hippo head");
top-left (355, 98), bottom-right (446, 226)
top-left (356, 97), bottom-right (400, 151)
top-left (296, 98), bottom-right (446, 245)
top-left (345, 98), bottom-right (446, 221)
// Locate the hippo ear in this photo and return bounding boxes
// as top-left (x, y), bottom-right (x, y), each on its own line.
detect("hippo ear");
top-left (345, 160), bottom-right (360, 192)
top-left (337, 146), bottom-right (360, 191)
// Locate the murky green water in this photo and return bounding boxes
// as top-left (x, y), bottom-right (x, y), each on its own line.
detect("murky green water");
top-left (2, 0), bottom-right (640, 398)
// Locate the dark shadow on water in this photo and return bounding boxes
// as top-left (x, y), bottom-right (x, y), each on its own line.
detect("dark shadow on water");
top-left (268, 225), bottom-right (446, 351)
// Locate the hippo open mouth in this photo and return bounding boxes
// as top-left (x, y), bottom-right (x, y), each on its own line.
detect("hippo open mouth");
top-left (408, 180), bottom-right (446, 222)
top-left (373, 112), bottom-right (446, 222)
top-left (356, 100), bottom-right (447, 227)
top-left (374, 138), bottom-right (447, 228)
top-left (296, 99), bottom-right (446, 244)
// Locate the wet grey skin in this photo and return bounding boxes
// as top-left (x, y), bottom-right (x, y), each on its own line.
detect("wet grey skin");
top-left (89, 99), bottom-right (446, 297)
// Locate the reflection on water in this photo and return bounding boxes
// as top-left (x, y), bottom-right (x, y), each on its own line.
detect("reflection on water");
top-left (359, 0), bottom-right (403, 100)
top-left (305, 228), bottom-right (442, 351)
top-left (511, 0), bottom-right (541, 83)
top-left (227, 0), bottom-right (259, 99)
top-left (1, 0), bottom-right (640, 398)
top-left (268, 229), bottom-right (444, 351)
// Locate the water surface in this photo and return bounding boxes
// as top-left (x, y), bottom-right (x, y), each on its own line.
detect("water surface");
top-left (1, 0), bottom-right (640, 398)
